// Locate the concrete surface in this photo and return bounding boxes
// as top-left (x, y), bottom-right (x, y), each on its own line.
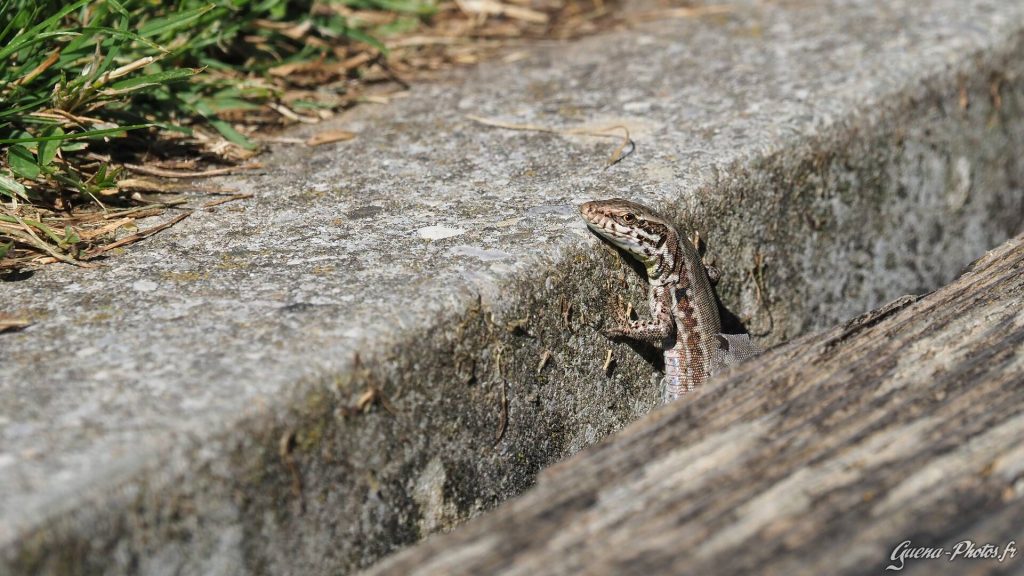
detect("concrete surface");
top-left (2, 0), bottom-right (1023, 574)
top-left (361, 233), bottom-right (1024, 576)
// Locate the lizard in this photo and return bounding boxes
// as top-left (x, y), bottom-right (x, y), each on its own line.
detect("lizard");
top-left (579, 198), bottom-right (760, 403)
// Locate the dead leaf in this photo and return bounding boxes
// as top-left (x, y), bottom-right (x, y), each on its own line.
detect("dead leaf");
top-left (456, 0), bottom-right (549, 23)
top-left (202, 193), bottom-right (253, 209)
top-left (123, 163), bottom-right (262, 178)
top-left (306, 130), bottom-right (357, 146)
top-left (0, 314), bottom-right (32, 333)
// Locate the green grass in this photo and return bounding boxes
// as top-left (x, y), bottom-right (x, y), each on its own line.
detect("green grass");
top-left (1, 0), bottom-right (436, 200)
top-left (1, 0), bottom-right (608, 269)
top-left (0, 0), bottom-right (436, 267)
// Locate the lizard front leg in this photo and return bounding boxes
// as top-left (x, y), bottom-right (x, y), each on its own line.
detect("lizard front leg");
top-left (604, 284), bottom-right (675, 347)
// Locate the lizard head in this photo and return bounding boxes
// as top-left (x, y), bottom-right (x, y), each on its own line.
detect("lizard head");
top-left (579, 198), bottom-right (675, 271)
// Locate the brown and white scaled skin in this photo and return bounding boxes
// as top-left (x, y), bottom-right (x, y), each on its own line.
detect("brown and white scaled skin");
top-left (579, 198), bottom-right (743, 402)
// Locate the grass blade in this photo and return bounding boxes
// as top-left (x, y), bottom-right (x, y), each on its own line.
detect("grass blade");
top-left (0, 0), bottom-right (92, 61)
top-left (0, 124), bottom-right (152, 145)
top-left (137, 4), bottom-right (218, 39)
top-left (107, 67), bottom-right (199, 92)
top-left (0, 173), bottom-right (28, 200)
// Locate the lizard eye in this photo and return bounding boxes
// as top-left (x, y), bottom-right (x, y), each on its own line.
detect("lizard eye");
top-left (621, 213), bottom-right (636, 224)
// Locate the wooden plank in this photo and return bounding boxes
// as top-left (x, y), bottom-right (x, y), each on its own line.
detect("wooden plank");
top-left (365, 233), bottom-right (1024, 576)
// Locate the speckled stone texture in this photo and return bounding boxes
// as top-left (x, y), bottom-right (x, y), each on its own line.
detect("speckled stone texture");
top-left (2, 0), bottom-right (1023, 574)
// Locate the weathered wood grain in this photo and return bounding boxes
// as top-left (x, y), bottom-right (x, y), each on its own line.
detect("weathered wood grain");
top-left (364, 233), bottom-right (1024, 576)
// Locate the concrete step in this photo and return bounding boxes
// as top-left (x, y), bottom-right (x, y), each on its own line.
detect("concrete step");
top-left (361, 232), bottom-right (1024, 576)
top-left (2, 0), bottom-right (1023, 574)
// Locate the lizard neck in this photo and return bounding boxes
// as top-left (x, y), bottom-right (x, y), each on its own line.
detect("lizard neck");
top-left (646, 228), bottom-right (679, 287)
